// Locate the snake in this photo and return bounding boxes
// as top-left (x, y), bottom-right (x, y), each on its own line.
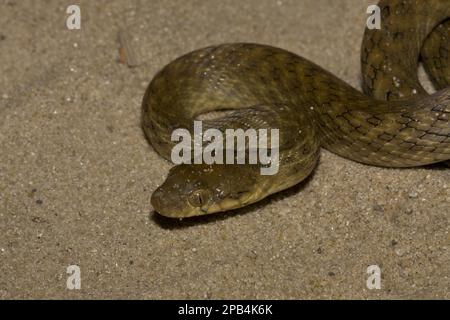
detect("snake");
top-left (142, 0), bottom-right (450, 218)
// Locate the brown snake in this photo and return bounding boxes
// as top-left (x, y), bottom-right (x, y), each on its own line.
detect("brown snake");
top-left (142, 0), bottom-right (450, 218)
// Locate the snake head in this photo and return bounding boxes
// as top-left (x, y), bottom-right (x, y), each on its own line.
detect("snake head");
top-left (151, 163), bottom-right (260, 218)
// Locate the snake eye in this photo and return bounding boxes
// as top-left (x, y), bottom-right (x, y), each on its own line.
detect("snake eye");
top-left (188, 189), bottom-right (209, 207)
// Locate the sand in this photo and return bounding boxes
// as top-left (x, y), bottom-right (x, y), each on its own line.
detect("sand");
top-left (0, 0), bottom-right (449, 299)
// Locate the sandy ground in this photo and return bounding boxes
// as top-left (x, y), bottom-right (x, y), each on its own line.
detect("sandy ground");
top-left (0, 0), bottom-right (449, 299)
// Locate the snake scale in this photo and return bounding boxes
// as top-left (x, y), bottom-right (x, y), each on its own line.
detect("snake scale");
top-left (142, 0), bottom-right (450, 218)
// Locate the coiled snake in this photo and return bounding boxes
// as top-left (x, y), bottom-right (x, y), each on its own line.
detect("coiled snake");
top-left (142, 0), bottom-right (450, 218)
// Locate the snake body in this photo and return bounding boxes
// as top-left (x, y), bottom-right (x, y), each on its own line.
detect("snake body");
top-left (143, 0), bottom-right (450, 218)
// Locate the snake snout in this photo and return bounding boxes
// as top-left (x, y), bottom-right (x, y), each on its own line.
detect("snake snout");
top-left (150, 187), bottom-right (168, 215)
top-left (151, 186), bottom-right (190, 218)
